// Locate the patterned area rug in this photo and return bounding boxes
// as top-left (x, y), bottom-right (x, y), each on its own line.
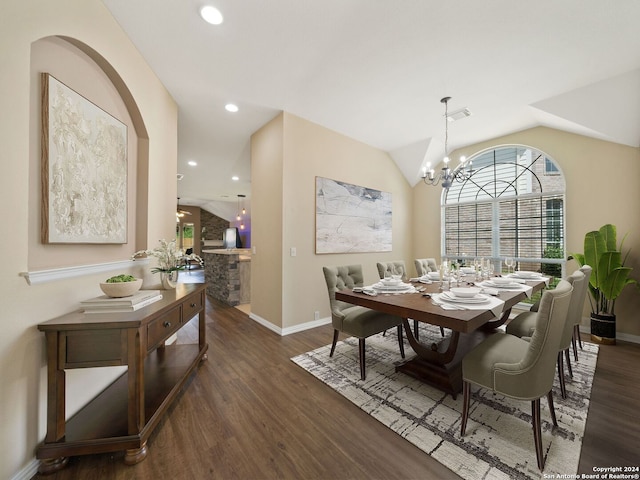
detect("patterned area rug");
top-left (291, 325), bottom-right (598, 479)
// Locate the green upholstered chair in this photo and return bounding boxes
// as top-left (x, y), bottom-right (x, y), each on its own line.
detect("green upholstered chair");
top-left (376, 260), bottom-right (408, 280)
top-left (507, 266), bottom-right (591, 398)
top-left (461, 279), bottom-right (573, 471)
top-left (375, 261), bottom-right (443, 339)
top-left (414, 258), bottom-right (438, 276)
top-left (323, 265), bottom-right (405, 380)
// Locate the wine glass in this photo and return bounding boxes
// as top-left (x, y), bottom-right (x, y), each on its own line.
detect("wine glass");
top-left (439, 261), bottom-right (449, 290)
top-left (483, 258), bottom-right (492, 280)
top-left (505, 258), bottom-right (514, 275)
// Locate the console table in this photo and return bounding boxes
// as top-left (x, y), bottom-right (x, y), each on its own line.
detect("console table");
top-left (36, 283), bottom-right (208, 474)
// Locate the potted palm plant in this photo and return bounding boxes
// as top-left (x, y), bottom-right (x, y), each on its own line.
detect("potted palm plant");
top-left (572, 224), bottom-right (637, 344)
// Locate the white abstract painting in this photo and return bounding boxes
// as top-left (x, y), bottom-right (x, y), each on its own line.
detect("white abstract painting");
top-left (42, 73), bottom-right (127, 244)
top-left (315, 177), bottom-right (392, 254)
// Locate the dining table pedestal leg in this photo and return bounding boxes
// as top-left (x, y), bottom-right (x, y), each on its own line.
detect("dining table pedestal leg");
top-left (396, 318), bottom-right (491, 399)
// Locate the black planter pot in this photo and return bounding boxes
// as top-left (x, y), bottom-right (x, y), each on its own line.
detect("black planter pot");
top-left (590, 312), bottom-right (616, 345)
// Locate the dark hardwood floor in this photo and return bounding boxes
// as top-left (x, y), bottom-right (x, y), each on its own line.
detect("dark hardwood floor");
top-left (35, 270), bottom-right (640, 479)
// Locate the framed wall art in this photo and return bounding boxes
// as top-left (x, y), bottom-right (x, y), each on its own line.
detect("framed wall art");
top-left (41, 73), bottom-right (128, 244)
top-left (315, 176), bottom-right (392, 254)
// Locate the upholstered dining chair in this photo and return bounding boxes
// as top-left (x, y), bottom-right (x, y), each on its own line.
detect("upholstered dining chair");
top-left (414, 258), bottom-right (438, 276)
top-left (507, 267), bottom-right (591, 398)
top-left (460, 279), bottom-right (573, 471)
top-left (376, 261), bottom-right (443, 339)
top-left (323, 265), bottom-right (405, 381)
top-left (376, 260), bottom-right (408, 280)
top-left (571, 266), bottom-right (592, 361)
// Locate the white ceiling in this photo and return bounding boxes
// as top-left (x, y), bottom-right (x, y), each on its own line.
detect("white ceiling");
top-left (102, 0), bottom-right (640, 221)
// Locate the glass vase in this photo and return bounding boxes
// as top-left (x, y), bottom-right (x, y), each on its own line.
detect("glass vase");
top-left (160, 271), bottom-right (178, 289)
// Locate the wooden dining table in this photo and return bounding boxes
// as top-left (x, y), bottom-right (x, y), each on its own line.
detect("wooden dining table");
top-left (336, 277), bottom-right (547, 398)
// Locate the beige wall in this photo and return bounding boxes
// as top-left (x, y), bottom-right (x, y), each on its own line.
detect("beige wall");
top-left (413, 126), bottom-right (640, 336)
top-left (0, 1), bottom-right (177, 478)
top-left (251, 112), bottom-right (413, 331)
top-left (251, 113), bottom-right (284, 327)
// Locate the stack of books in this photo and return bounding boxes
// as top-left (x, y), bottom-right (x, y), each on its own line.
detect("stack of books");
top-left (82, 290), bottom-right (163, 314)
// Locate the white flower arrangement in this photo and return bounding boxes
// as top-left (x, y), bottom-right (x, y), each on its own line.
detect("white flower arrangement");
top-left (132, 239), bottom-right (203, 274)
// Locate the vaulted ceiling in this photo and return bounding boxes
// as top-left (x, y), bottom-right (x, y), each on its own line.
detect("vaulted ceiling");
top-left (102, 0), bottom-right (640, 221)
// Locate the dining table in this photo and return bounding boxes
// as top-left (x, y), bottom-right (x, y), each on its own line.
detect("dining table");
top-left (335, 275), bottom-right (547, 398)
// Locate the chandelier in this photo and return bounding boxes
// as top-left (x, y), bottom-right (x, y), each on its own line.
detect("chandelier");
top-left (236, 194), bottom-right (246, 230)
top-left (422, 96), bottom-right (472, 188)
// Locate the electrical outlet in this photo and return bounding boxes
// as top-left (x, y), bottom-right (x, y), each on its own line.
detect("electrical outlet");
top-left (290, 247), bottom-right (297, 257)
top-left (314, 311), bottom-right (320, 321)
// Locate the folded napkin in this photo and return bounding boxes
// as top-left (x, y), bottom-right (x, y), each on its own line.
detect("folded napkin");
top-left (479, 286), bottom-right (500, 296)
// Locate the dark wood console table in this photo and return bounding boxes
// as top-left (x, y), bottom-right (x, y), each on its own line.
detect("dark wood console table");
top-left (36, 283), bottom-right (208, 474)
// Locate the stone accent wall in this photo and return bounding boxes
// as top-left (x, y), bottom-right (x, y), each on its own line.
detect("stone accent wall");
top-left (203, 251), bottom-right (242, 306)
top-left (201, 209), bottom-right (229, 243)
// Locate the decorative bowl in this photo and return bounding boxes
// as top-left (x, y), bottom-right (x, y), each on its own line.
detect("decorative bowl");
top-left (381, 278), bottom-right (402, 286)
top-left (450, 287), bottom-right (482, 298)
top-left (99, 278), bottom-right (143, 298)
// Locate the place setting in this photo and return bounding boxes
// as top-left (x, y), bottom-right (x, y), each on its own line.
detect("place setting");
top-left (431, 286), bottom-right (505, 315)
top-left (477, 275), bottom-right (536, 297)
top-left (354, 275), bottom-right (418, 296)
top-left (409, 270), bottom-right (440, 284)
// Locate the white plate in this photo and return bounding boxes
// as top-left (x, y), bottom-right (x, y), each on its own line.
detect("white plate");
top-left (490, 277), bottom-right (513, 285)
top-left (513, 271), bottom-right (541, 278)
top-left (440, 292), bottom-right (490, 303)
top-left (484, 281), bottom-right (522, 289)
top-left (511, 273), bottom-right (542, 280)
top-left (373, 283), bottom-right (413, 292)
top-left (460, 267), bottom-right (476, 274)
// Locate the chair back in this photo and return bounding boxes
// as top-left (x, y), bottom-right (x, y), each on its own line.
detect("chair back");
top-left (376, 261), bottom-right (407, 279)
top-left (494, 279), bottom-right (573, 399)
top-left (558, 270), bottom-right (586, 351)
top-left (323, 265), bottom-right (364, 318)
top-left (576, 265), bottom-right (592, 323)
top-left (414, 258), bottom-right (437, 276)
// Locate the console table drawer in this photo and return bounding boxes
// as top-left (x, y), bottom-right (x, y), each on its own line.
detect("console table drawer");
top-left (146, 306), bottom-right (181, 351)
top-left (61, 329), bottom-right (127, 368)
top-left (182, 292), bottom-right (203, 321)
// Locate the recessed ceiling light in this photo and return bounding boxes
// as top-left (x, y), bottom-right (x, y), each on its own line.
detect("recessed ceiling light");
top-left (188, 160), bottom-right (197, 166)
top-left (225, 103), bottom-right (239, 113)
top-left (200, 6), bottom-right (223, 25)
top-left (232, 176), bottom-right (239, 181)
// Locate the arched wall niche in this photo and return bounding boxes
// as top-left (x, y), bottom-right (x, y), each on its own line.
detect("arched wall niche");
top-left (28, 35), bottom-right (150, 269)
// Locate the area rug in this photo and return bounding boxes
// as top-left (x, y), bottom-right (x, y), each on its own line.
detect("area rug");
top-left (291, 325), bottom-right (599, 480)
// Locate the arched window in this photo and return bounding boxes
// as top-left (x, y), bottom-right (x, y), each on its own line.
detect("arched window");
top-left (442, 145), bottom-right (566, 277)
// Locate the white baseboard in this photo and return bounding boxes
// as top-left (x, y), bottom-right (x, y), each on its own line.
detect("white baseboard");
top-left (11, 458), bottom-right (39, 480)
top-left (248, 312), bottom-right (331, 336)
top-left (282, 317), bottom-right (332, 336)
